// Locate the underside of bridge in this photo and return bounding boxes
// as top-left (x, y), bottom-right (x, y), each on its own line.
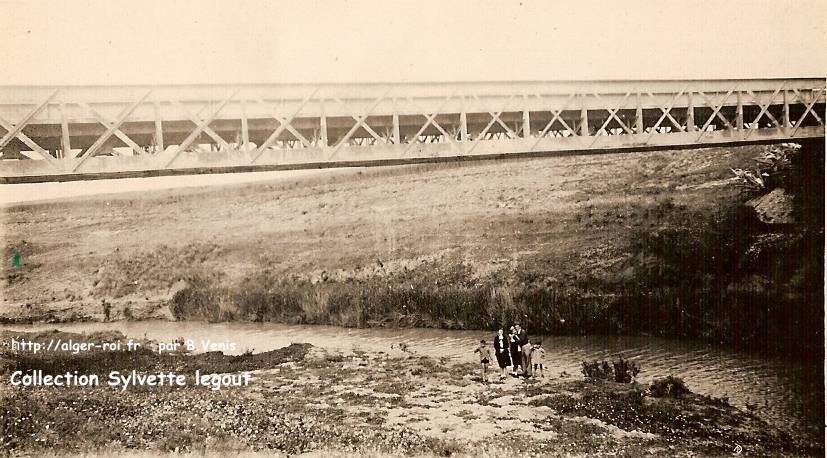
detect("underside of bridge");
top-left (0, 79), bottom-right (824, 183)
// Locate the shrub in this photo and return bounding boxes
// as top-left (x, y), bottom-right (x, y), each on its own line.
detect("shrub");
top-left (581, 360), bottom-right (613, 381)
top-left (612, 356), bottom-right (640, 383)
top-left (582, 357), bottom-right (640, 383)
top-left (649, 375), bottom-right (691, 398)
top-left (169, 283), bottom-right (221, 321)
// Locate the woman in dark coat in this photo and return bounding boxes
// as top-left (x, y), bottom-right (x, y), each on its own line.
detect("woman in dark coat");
top-left (493, 328), bottom-right (511, 379)
top-left (508, 325), bottom-right (522, 375)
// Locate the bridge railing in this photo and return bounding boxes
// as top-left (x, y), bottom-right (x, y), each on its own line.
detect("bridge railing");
top-left (0, 78), bottom-right (823, 182)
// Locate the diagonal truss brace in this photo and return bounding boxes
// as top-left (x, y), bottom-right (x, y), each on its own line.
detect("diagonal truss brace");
top-left (744, 86), bottom-right (783, 139)
top-left (79, 102), bottom-right (146, 156)
top-left (646, 91), bottom-right (686, 132)
top-left (0, 89), bottom-right (59, 165)
top-left (643, 88), bottom-right (687, 144)
top-left (255, 100), bottom-right (314, 149)
top-left (72, 90), bottom-right (152, 171)
top-left (250, 88), bottom-right (320, 164)
top-left (463, 94), bottom-right (516, 156)
top-left (696, 90), bottom-right (736, 141)
top-left (403, 95), bottom-right (456, 142)
top-left (171, 100), bottom-right (232, 151)
top-left (0, 89), bottom-right (58, 149)
top-left (400, 92), bottom-right (457, 157)
top-left (790, 87), bottom-right (825, 137)
top-left (327, 87), bottom-right (392, 160)
top-left (163, 90), bottom-right (239, 167)
top-left (529, 91), bottom-right (579, 150)
top-left (588, 92), bottom-right (634, 149)
top-left (472, 94), bottom-right (518, 138)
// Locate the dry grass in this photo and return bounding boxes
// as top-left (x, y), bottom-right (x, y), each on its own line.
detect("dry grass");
top-left (2, 144), bottom-right (822, 357)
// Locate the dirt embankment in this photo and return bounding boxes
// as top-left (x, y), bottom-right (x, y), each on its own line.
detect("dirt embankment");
top-left (1, 145), bottom-right (823, 356)
top-left (1, 330), bottom-right (818, 456)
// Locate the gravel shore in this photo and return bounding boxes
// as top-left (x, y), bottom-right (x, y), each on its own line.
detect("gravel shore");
top-left (1, 330), bottom-right (819, 457)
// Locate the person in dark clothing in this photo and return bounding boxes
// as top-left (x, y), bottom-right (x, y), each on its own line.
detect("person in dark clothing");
top-left (514, 324), bottom-right (531, 377)
top-left (508, 325), bottom-right (522, 375)
top-left (493, 328), bottom-right (511, 380)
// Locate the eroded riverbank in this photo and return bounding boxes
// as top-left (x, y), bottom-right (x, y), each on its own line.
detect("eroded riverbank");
top-left (3, 145), bottom-right (822, 358)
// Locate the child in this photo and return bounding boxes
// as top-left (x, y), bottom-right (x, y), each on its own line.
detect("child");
top-left (474, 339), bottom-right (492, 382)
top-left (531, 341), bottom-right (546, 378)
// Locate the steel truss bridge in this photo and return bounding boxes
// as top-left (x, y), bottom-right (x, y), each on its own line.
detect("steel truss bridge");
top-left (0, 78), bottom-right (824, 183)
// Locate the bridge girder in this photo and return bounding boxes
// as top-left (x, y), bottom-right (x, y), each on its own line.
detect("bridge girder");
top-left (0, 79), bottom-right (824, 182)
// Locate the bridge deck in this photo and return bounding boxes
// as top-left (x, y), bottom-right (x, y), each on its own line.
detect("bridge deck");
top-left (0, 79), bottom-right (823, 183)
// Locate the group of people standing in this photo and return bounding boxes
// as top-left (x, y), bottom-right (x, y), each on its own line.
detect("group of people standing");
top-left (475, 323), bottom-right (545, 382)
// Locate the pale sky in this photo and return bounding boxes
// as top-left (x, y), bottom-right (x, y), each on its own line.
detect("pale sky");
top-left (1, 0), bottom-right (825, 85)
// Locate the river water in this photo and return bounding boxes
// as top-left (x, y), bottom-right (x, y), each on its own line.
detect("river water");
top-left (4, 320), bottom-right (822, 436)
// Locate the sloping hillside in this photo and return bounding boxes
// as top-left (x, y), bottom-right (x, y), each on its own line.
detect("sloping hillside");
top-left (2, 144), bottom-right (823, 356)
